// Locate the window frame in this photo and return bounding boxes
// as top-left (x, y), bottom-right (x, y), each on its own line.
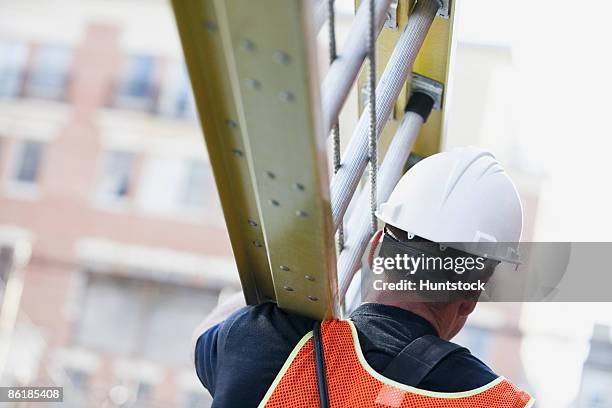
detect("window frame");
top-left (113, 55), bottom-right (159, 112)
top-left (75, 271), bottom-right (221, 366)
top-left (5, 139), bottom-right (46, 198)
top-left (157, 61), bottom-right (196, 120)
top-left (94, 150), bottom-right (137, 209)
top-left (0, 41), bottom-right (28, 98)
top-left (24, 44), bottom-right (73, 101)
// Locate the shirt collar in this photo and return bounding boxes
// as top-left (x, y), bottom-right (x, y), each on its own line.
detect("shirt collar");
top-left (349, 302), bottom-right (439, 337)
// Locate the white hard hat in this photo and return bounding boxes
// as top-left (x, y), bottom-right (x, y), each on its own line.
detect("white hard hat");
top-left (376, 147), bottom-right (523, 263)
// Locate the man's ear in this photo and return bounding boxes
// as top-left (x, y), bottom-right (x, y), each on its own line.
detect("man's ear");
top-left (457, 301), bottom-right (477, 317)
top-left (367, 229), bottom-right (384, 267)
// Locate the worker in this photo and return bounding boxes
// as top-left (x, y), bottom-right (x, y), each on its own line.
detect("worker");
top-left (193, 147), bottom-right (534, 407)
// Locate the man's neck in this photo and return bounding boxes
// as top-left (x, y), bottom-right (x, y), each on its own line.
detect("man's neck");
top-left (365, 300), bottom-right (448, 339)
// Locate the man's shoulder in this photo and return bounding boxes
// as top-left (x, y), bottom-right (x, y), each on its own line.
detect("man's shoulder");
top-left (421, 343), bottom-right (499, 392)
top-left (217, 302), bottom-right (315, 344)
top-left (348, 304), bottom-right (499, 392)
top-left (205, 302), bottom-right (315, 369)
top-left (196, 302), bottom-right (315, 406)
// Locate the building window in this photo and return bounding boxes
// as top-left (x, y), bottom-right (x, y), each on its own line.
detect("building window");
top-left (96, 151), bottom-right (135, 205)
top-left (137, 157), bottom-right (184, 215)
top-left (137, 157), bottom-right (210, 217)
top-left (0, 41), bottom-right (28, 98)
top-left (115, 55), bottom-right (157, 111)
top-left (76, 274), bottom-right (219, 366)
top-left (11, 140), bottom-right (45, 185)
top-left (25, 45), bottom-right (72, 100)
top-left (158, 63), bottom-right (196, 120)
top-left (180, 160), bottom-right (209, 209)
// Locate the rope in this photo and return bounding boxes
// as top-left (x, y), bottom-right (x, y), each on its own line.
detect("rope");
top-left (328, 0), bottom-right (345, 251)
top-left (367, 0), bottom-right (377, 234)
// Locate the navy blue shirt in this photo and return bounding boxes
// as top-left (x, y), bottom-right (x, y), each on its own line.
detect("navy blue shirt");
top-left (195, 303), bottom-right (497, 407)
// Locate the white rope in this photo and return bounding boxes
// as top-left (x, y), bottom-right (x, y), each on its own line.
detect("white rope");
top-left (367, 0), bottom-right (377, 234)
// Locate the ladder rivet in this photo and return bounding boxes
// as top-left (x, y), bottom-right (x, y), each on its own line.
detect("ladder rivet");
top-left (283, 286), bottom-right (294, 292)
top-left (294, 182), bottom-right (305, 191)
top-left (248, 219), bottom-right (258, 227)
top-left (245, 78), bottom-right (261, 90)
top-left (279, 91), bottom-right (295, 103)
top-left (204, 21), bottom-right (218, 32)
top-left (269, 199), bottom-right (280, 206)
top-left (225, 119), bottom-right (238, 128)
top-left (273, 51), bottom-right (291, 65)
top-left (280, 265), bottom-right (290, 271)
top-left (296, 210), bottom-right (308, 217)
top-left (266, 171), bottom-right (276, 179)
top-left (305, 275), bottom-right (315, 282)
top-left (232, 148), bottom-right (243, 157)
top-left (252, 240), bottom-right (263, 248)
top-left (308, 296), bottom-right (319, 302)
top-left (240, 39), bottom-right (256, 52)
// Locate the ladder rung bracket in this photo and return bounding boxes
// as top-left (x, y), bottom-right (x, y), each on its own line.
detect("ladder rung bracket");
top-left (214, 0), bottom-right (338, 319)
top-left (410, 0), bottom-right (456, 156)
top-left (358, 0), bottom-right (456, 159)
top-left (171, 0), bottom-right (275, 305)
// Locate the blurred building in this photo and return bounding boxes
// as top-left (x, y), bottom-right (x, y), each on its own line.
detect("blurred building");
top-left (577, 325), bottom-right (612, 408)
top-left (0, 0), bottom-right (239, 406)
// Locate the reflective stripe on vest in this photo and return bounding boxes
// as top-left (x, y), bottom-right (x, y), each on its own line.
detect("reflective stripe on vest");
top-left (259, 320), bottom-right (534, 408)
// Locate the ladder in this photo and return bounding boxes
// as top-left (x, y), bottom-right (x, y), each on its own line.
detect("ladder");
top-left (170, 0), bottom-right (456, 320)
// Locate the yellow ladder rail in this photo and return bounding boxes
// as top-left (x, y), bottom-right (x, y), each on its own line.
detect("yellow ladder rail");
top-left (171, 0), bottom-right (338, 320)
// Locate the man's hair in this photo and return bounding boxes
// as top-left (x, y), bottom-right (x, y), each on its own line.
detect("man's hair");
top-left (383, 223), bottom-right (499, 278)
top-left (369, 223), bottom-right (500, 302)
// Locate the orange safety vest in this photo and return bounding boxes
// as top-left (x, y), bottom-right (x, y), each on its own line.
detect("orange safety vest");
top-left (260, 320), bottom-right (533, 408)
